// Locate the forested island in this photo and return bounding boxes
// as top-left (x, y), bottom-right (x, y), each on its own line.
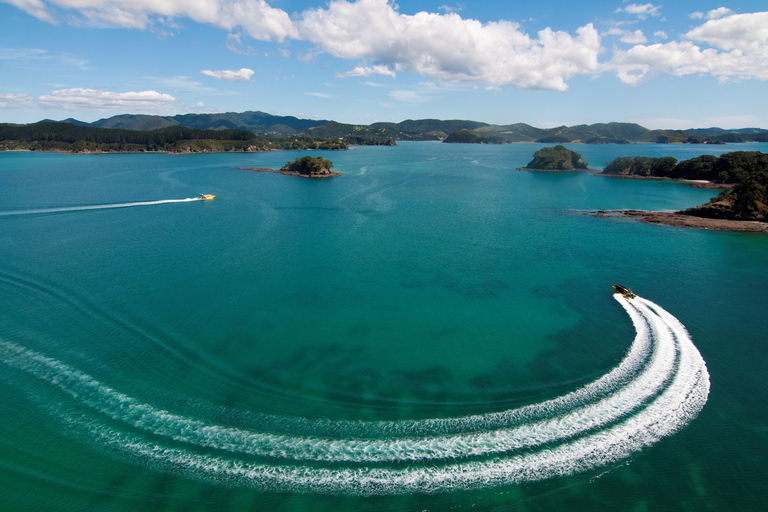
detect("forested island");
top-left (518, 145), bottom-right (589, 171)
top-left (596, 151), bottom-right (768, 229)
top-left (241, 156), bottom-right (340, 178)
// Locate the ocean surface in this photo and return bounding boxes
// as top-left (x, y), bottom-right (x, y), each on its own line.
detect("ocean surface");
top-left (1, 142), bottom-right (767, 511)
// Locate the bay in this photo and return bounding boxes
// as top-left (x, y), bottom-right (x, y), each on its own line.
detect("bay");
top-left (0, 142), bottom-right (766, 511)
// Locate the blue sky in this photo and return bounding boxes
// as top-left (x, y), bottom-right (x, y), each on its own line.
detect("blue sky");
top-left (1, 0), bottom-right (766, 129)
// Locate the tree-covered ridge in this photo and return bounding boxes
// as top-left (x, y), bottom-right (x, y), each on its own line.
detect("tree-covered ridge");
top-left (0, 121), bottom-right (347, 152)
top-left (602, 152), bottom-right (768, 220)
top-left (22, 111), bottom-right (768, 145)
top-left (525, 145), bottom-right (588, 170)
top-left (444, 122), bottom-right (768, 145)
top-left (601, 152), bottom-right (767, 183)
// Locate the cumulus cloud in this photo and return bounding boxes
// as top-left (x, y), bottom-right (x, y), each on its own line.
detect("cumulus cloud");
top-left (686, 11), bottom-right (768, 51)
top-left (609, 12), bottom-right (768, 85)
top-left (298, 0), bottom-right (601, 90)
top-left (5, 0), bottom-right (767, 93)
top-left (5, 0), bottom-right (298, 41)
top-left (200, 68), bottom-right (255, 81)
top-left (614, 3), bottom-right (661, 19)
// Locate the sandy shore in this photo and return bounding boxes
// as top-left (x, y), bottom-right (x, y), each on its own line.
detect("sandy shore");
top-left (596, 174), bottom-right (731, 190)
top-left (592, 210), bottom-right (768, 233)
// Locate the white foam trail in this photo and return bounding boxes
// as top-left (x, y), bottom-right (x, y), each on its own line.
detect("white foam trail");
top-left (0, 294), bottom-right (709, 495)
top-left (0, 296), bottom-right (654, 462)
top-left (0, 198), bottom-right (202, 216)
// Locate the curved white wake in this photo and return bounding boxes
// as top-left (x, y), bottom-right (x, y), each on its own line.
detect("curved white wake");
top-left (0, 197), bottom-right (203, 216)
top-left (0, 295), bottom-right (709, 495)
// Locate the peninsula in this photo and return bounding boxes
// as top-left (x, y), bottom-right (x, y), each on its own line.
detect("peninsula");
top-left (593, 151), bottom-right (768, 232)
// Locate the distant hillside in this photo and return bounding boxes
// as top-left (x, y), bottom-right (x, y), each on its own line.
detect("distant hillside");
top-left (91, 114), bottom-right (179, 131)
top-left (444, 122), bottom-right (653, 144)
top-left (81, 111), bottom-right (328, 134)
top-left (686, 127), bottom-right (768, 137)
top-left (35, 110), bottom-right (768, 145)
top-left (0, 121), bottom-right (347, 153)
top-left (445, 122), bottom-right (768, 145)
top-left (300, 118), bottom-right (485, 142)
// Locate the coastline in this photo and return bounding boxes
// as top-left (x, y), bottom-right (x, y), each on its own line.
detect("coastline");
top-left (595, 173), bottom-right (732, 189)
top-left (592, 209), bottom-right (768, 233)
top-left (517, 167), bottom-right (597, 173)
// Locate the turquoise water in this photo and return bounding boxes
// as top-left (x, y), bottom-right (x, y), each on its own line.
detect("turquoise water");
top-left (0, 143), bottom-right (766, 510)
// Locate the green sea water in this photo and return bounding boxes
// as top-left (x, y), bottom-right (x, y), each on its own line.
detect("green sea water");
top-left (0, 143), bottom-right (766, 511)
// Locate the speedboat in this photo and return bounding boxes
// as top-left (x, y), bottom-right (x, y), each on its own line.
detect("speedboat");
top-left (612, 284), bottom-right (636, 299)
top-left (199, 194), bottom-right (215, 200)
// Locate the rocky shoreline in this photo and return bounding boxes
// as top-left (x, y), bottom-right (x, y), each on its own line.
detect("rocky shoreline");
top-left (592, 209), bottom-right (768, 233)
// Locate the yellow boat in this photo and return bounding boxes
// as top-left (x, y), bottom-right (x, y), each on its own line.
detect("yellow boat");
top-left (612, 284), bottom-right (636, 299)
top-left (199, 194), bottom-right (215, 200)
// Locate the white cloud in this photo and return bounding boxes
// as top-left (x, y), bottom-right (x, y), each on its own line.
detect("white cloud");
top-left (606, 28), bottom-right (648, 44)
top-left (336, 65), bottom-right (396, 78)
top-left (610, 12), bottom-right (768, 85)
top-left (615, 3), bottom-right (661, 19)
top-left (201, 68), bottom-right (255, 81)
top-left (3, 0), bottom-right (58, 23)
top-left (686, 11), bottom-right (768, 51)
top-left (691, 7), bottom-right (733, 21)
top-left (305, 92), bottom-right (334, 99)
top-left (37, 88), bottom-right (177, 110)
top-left (438, 4), bottom-right (464, 13)
top-left (0, 93), bottom-right (36, 108)
top-left (298, 0), bottom-right (601, 91)
top-left (6, 0), bottom-right (298, 41)
top-left (0, 88), bottom-right (178, 111)
top-left (654, 31), bottom-right (668, 40)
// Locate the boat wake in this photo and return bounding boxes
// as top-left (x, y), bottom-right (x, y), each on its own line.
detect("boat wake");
top-left (0, 197), bottom-right (203, 216)
top-left (0, 295), bottom-right (709, 495)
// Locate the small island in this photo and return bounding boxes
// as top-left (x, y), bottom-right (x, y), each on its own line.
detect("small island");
top-left (593, 151), bottom-right (768, 232)
top-left (517, 145), bottom-right (590, 172)
top-left (241, 155), bottom-right (341, 178)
